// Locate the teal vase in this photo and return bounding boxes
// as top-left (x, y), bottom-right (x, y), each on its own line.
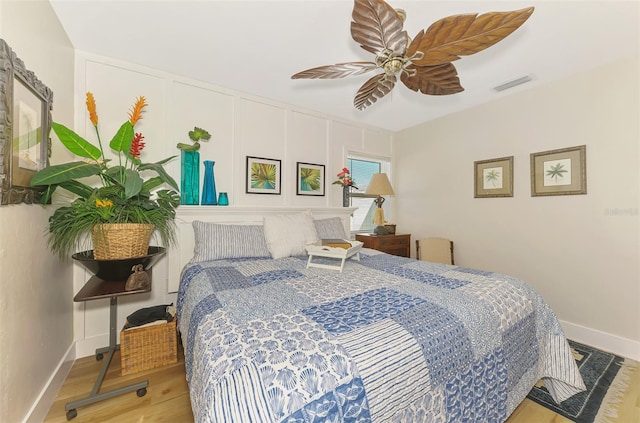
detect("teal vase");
top-left (217, 192), bottom-right (229, 206)
top-left (180, 151), bottom-right (199, 205)
top-left (201, 160), bottom-right (217, 205)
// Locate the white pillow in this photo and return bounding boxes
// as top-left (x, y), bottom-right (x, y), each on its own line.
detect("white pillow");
top-left (314, 217), bottom-right (347, 240)
top-left (263, 211), bottom-right (320, 259)
top-left (191, 222), bottom-right (271, 263)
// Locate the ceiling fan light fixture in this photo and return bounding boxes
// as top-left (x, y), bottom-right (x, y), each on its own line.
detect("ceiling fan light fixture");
top-left (493, 75), bottom-right (533, 92)
top-left (291, 0), bottom-right (534, 110)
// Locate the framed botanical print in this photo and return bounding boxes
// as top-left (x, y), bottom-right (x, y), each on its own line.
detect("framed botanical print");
top-left (474, 156), bottom-right (514, 198)
top-left (530, 145), bottom-right (586, 196)
top-left (296, 162), bottom-right (325, 196)
top-left (246, 156), bottom-right (281, 195)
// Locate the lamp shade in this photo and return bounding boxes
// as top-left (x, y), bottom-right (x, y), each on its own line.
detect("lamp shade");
top-left (365, 173), bottom-right (395, 196)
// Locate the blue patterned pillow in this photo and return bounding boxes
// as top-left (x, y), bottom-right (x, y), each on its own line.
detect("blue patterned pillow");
top-left (314, 217), bottom-right (347, 239)
top-left (191, 221), bottom-right (271, 263)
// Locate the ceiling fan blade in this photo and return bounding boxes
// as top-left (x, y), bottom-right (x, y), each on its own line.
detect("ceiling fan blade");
top-left (408, 7), bottom-right (534, 66)
top-left (354, 73), bottom-right (396, 110)
top-left (291, 62), bottom-right (378, 79)
top-left (400, 63), bottom-right (464, 95)
top-left (350, 0), bottom-right (408, 56)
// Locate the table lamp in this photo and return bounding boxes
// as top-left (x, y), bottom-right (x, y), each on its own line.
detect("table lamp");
top-left (365, 173), bottom-right (395, 235)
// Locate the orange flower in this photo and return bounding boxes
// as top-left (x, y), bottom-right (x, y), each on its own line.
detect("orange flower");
top-left (128, 96), bottom-right (148, 126)
top-left (129, 133), bottom-right (145, 158)
top-left (86, 92), bottom-right (98, 126)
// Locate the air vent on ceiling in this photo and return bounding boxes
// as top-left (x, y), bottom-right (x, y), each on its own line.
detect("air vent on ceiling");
top-left (493, 75), bottom-right (533, 92)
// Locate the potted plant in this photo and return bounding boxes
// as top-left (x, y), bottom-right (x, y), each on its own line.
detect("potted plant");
top-left (31, 93), bottom-right (180, 259)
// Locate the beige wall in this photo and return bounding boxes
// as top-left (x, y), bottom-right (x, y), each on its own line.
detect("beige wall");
top-left (395, 56), bottom-right (640, 359)
top-left (0, 1), bottom-right (75, 422)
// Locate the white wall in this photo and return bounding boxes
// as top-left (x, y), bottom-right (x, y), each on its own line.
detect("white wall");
top-left (395, 56), bottom-right (640, 360)
top-left (72, 51), bottom-right (394, 356)
top-left (0, 2), bottom-right (75, 422)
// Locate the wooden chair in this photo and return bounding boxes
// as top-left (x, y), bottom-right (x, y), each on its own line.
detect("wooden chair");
top-left (416, 237), bottom-right (454, 265)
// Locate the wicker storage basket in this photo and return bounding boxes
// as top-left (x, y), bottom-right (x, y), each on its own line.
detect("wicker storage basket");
top-left (92, 223), bottom-right (155, 260)
top-left (120, 319), bottom-right (177, 376)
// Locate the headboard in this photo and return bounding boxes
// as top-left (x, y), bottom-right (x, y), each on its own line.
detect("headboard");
top-left (167, 206), bottom-right (356, 292)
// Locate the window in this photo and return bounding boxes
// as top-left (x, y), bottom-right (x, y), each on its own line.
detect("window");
top-left (346, 156), bottom-right (391, 233)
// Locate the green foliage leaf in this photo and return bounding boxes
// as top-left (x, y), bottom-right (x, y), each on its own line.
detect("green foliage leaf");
top-left (153, 155), bottom-right (177, 166)
top-left (51, 122), bottom-right (102, 160)
top-left (30, 161), bottom-right (102, 186)
top-left (156, 189), bottom-right (180, 211)
top-left (58, 180), bottom-right (95, 199)
top-left (122, 169), bottom-right (143, 199)
top-left (95, 184), bottom-right (123, 199)
top-left (39, 185), bottom-right (57, 204)
top-left (104, 165), bottom-right (125, 186)
top-left (109, 122), bottom-right (134, 154)
top-left (138, 161), bottom-right (179, 191)
top-left (142, 176), bottom-right (163, 192)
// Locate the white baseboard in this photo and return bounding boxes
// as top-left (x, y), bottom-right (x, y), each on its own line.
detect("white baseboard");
top-left (23, 344), bottom-right (76, 423)
top-left (23, 336), bottom-right (115, 423)
top-left (560, 320), bottom-right (640, 361)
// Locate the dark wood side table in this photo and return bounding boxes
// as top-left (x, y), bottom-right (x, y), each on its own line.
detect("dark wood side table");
top-left (356, 233), bottom-right (411, 257)
top-left (65, 272), bottom-right (152, 420)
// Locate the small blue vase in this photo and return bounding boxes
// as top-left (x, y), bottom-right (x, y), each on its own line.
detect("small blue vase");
top-left (180, 150), bottom-right (199, 205)
top-left (201, 160), bottom-right (217, 205)
top-left (217, 192), bottom-right (229, 206)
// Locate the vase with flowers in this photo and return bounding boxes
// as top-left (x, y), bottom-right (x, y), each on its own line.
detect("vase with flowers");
top-left (332, 167), bottom-right (357, 207)
top-left (176, 126), bottom-right (211, 205)
top-left (30, 93), bottom-right (180, 259)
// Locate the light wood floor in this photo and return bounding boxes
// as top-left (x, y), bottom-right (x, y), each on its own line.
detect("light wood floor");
top-left (44, 345), bottom-right (639, 423)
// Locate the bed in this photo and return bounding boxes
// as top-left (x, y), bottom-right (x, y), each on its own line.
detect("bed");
top-left (174, 208), bottom-right (585, 422)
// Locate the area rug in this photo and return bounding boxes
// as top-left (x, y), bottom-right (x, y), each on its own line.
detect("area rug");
top-left (527, 340), bottom-right (637, 423)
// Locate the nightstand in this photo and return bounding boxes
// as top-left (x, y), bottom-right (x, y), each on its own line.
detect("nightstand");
top-left (356, 233), bottom-right (411, 257)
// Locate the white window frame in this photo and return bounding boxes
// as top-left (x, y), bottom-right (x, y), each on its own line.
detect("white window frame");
top-left (347, 153), bottom-right (392, 234)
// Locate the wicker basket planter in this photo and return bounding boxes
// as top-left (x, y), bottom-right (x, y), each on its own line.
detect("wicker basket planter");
top-left (91, 223), bottom-right (155, 260)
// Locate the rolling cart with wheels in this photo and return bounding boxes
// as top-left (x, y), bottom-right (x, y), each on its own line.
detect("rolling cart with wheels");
top-left (65, 275), bottom-right (151, 420)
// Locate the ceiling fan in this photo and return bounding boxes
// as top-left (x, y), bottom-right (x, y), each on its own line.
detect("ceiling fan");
top-left (291, 0), bottom-right (534, 110)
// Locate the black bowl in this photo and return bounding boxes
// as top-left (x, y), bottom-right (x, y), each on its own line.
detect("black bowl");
top-left (72, 246), bottom-right (166, 281)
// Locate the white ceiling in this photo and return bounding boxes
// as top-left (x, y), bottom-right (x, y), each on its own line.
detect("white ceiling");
top-left (49, 0), bottom-right (639, 132)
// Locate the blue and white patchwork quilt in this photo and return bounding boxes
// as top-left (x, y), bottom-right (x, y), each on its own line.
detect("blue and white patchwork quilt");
top-left (177, 249), bottom-right (585, 422)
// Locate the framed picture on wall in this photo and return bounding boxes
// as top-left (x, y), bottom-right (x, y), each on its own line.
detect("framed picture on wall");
top-left (246, 156), bottom-right (281, 194)
top-left (296, 162), bottom-right (325, 196)
top-left (0, 38), bottom-right (54, 205)
top-left (474, 156), bottom-right (514, 198)
top-left (530, 145), bottom-right (586, 196)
